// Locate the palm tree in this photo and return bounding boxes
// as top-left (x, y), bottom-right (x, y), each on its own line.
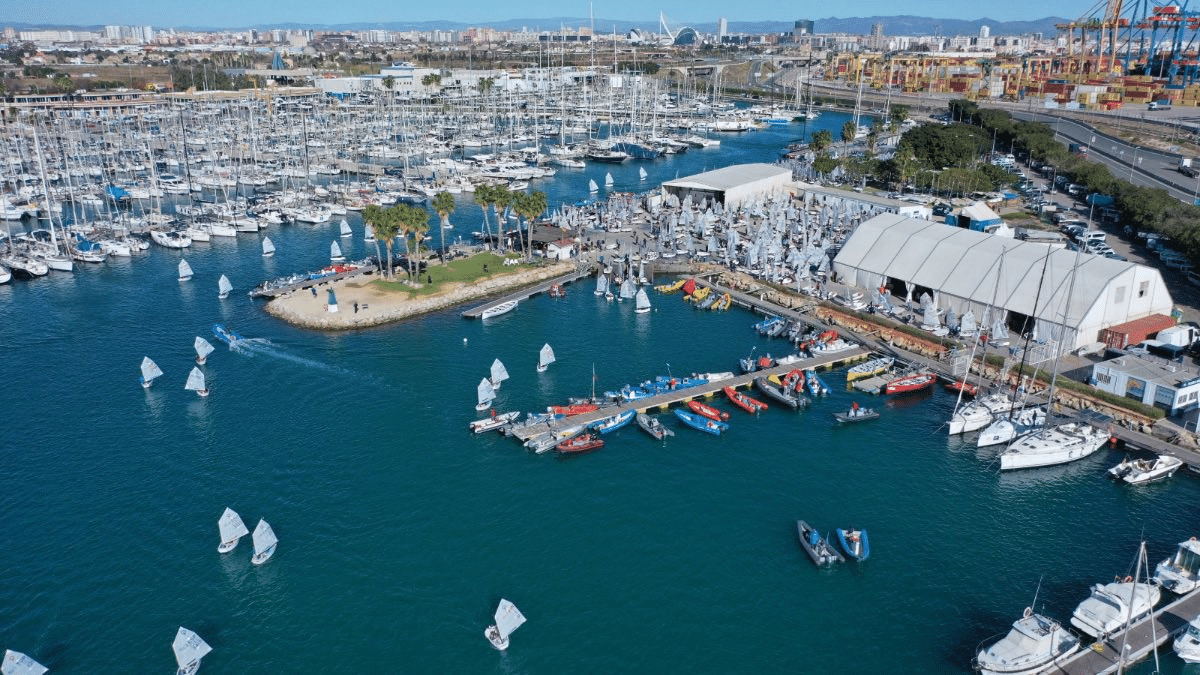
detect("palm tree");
top-left (362, 203), bottom-right (386, 272)
top-left (431, 191), bottom-right (455, 258)
top-left (408, 206), bottom-right (432, 280)
top-left (473, 183), bottom-right (496, 250)
top-left (841, 120), bottom-right (856, 151)
top-left (371, 205), bottom-right (402, 280)
top-left (514, 191), bottom-right (548, 261)
top-left (490, 185), bottom-right (514, 252)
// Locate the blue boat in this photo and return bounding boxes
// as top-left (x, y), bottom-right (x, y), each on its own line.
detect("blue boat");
top-left (674, 409), bottom-right (728, 436)
top-left (590, 410), bottom-right (635, 434)
top-left (805, 369), bottom-right (831, 396)
top-left (835, 528), bottom-right (870, 561)
top-left (212, 324), bottom-right (244, 346)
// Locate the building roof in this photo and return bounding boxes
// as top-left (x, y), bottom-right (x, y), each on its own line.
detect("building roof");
top-left (1099, 353), bottom-right (1200, 388)
top-left (661, 163), bottom-right (789, 192)
top-left (960, 202), bottom-right (1001, 222)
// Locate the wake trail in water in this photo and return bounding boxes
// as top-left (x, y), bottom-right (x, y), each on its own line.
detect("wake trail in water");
top-left (228, 338), bottom-right (362, 379)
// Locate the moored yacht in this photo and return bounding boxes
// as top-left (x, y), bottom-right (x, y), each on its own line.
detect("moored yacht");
top-left (1175, 615), bottom-right (1200, 663)
top-left (998, 422), bottom-right (1108, 471)
top-left (1154, 537), bottom-right (1200, 593)
top-left (1069, 578), bottom-right (1160, 639)
top-left (972, 607), bottom-right (1080, 675)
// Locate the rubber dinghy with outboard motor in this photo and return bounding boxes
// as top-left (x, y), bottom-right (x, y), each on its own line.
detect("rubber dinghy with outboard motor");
top-left (796, 520), bottom-right (843, 567)
top-left (674, 409), bottom-right (728, 435)
top-left (469, 410), bottom-right (520, 433)
top-left (636, 412), bottom-right (674, 440)
top-left (212, 323), bottom-right (244, 346)
top-left (835, 528), bottom-right (870, 561)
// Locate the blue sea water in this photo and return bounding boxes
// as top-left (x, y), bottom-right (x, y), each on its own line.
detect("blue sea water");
top-left (1, 114), bottom-right (1196, 673)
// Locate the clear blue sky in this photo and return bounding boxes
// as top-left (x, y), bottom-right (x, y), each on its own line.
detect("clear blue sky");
top-left (9, 1), bottom-right (1092, 29)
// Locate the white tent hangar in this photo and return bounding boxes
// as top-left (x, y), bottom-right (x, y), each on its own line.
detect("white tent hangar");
top-left (660, 163), bottom-right (792, 209)
top-left (832, 214), bottom-right (1174, 351)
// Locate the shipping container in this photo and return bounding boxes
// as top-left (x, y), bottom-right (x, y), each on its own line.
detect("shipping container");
top-left (1098, 314), bottom-right (1178, 349)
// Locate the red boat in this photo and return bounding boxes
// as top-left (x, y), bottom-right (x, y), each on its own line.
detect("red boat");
top-left (686, 400), bottom-right (730, 421)
top-left (723, 386), bottom-right (768, 413)
top-left (883, 372), bottom-right (937, 395)
top-left (780, 368), bottom-right (805, 393)
top-left (548, 403), bottom-right (600, 416)
top-left (556, 432), bottom-right (604, 454)
top-left (944, 380), bottom-right (978, 397)
top-left (549, 283), bottom-right (566, 298)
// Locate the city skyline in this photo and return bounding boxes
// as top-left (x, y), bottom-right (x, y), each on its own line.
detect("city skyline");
top-left (6, 1), bottom-right (1091, 32)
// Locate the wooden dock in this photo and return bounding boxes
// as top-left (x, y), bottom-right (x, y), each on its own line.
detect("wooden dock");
top-left (1104, 421), bottom-right (1200, 469)
top-left (461, 266), bottom-right (594, 318)
top-left (1054, 586), bottom-right (1200, 674)
top-left (507, 347), bottom-right (870, 442)
top-left (249, 264), bottom-right (378, 298)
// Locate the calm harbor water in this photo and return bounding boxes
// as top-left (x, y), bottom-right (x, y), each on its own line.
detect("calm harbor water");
top-left (2, 114), bottom-right (1197, 673)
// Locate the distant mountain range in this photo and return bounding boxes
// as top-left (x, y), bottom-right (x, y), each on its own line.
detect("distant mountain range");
top-left (4, 15), bottom-right (1067, 37)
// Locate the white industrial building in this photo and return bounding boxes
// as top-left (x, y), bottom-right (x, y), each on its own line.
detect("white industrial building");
top-left (660, 164), bottom-right (792, 209)
top-left (1091, 354), bottom-right (1200, 414)
top-left (832, 214), bottom-right (1175, 352)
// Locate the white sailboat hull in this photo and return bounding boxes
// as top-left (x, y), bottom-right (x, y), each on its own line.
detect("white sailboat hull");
top-left (218, 538), bottom-right (241, 553)
top-left (999, 423), bottom-right (1108, 470)
top-left (485, 625), bottom-right (509, 650)
top-left (251, 543), bottom-right (276, 565)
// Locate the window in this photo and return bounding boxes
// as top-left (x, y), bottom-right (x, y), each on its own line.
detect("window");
top-left (1139, 281), bottom-right (1149, 298)
top-left (1126, 377), bottom-right (1146, 401)
top-left (1154, 385), bottom-right (1176, 411)
top-left (1113, 286), bottom-right (1125, 303)
top-left (1095, 372), bottom-right (1112, 384)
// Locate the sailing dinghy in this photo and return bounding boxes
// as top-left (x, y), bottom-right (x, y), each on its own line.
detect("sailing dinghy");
top-left (604, 172), bottom-right (614, 188)
top-left (537, 344), bottom-right (556, 373)
top-left (194, 336), bottom-right (215, 365)
top-left (251, 519), bottom-right (277, 565)
top-left (588, 178), bottom-right (598, 193)
top-left (185, 367), bottom-right (209, 397)
top-left (2, 649), bottom-right (48, 675)
top-left (485, 598), bottom-right (527, 650)
top-left (363, 223), bottom-right (375, 241)
top-left (178, 259), bottom-right (193, 281)
top-left (639, 167), bottom-right (648, 181)
top-left (330, 240), bottom-right (345, 262)
top-left (217, 507), bottom-right (250, 553)
top-left (140, 356), bottom-right (164, 388)
top-left (172, 627), bottom-right (212, 675)
top-left (476, 378), bottom-right (496, 411)
top-left (217, 274), bottom-right (232, 299)
top-left (261, 236), bottom-right (275, 257)
top-left (635, 288), bottom-right (652, 314)
top-left (339, 219), bottom-right (352, 238)
top-left (490, 359), bottom-right (509, 390)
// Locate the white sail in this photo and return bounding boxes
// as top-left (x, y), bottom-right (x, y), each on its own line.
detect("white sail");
top-left (594, 273), bottom-right (607, 295)
top-left (218, 507), bottom-right (249, 545)
top-left (194, 336), bottom-right (215, 360)
top-left (217, 274), bottom-right (232, 298)
top-left (140, 356), bottom-right (163, 383)
top-left (494, 599), bottom-right (527, 640)
top-left (339, 219), bottom-right (352, 237)
top-left (477, 378), bottom-right (495, 408)
top-left (364, 223), bottom-right (375, 241)
top-left (619, 277), bottom-right (636, 299)
top-left (2, 649), bottom-right (48, 675)
top-left (639, 167), bottom-right (647, 181)
top-left (490, 359), bottom-right (509, 387)
top-left (330, 240), bottom-right (343, 260)
top-left (991, 317), bottom-right (1010, 341)
top-left (539, 343), bottom-right (556, 369)
top-left (261, 236), bottom-right (275, 256)
top-left (588, 179), bottom-right (598, 193)
top-left (959, 310), bottom-right (978, 335)
top-left (635, 288), bottom-right (651, 313)
top-left (252, 519), bottom-right (277, 556)
top-left (172, 627), bottom-right (212, 671)
top-left (178, 259), bottom-right (193, 280)
top-left (604, 172), bottom-right (614, 187)
top-left (184, 366), bottom-right (206, 392)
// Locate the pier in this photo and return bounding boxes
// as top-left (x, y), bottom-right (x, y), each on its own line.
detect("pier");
top-left (1056, 586), bottom-right (1200, 674)
top-left (249, 263), bottom-right (378, 298)
top-left (460, 266), bottom-right (594, 318)
top-left (507, 347), bottom-right (870, 442)
top-left (1106, 422), bottom-right (1200, 469)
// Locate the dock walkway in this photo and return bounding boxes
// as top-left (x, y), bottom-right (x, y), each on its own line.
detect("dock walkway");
top-left (1055, 586), bottom-right (1200, 674)
top-left (249, 264), bottom-right (378, 298)
top-left (508, 347), bottom-right (869, 442)
top-left (461, 266), bottom-right (593, 318)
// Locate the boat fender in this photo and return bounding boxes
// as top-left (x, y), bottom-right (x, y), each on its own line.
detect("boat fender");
top-left (1023, 607), bottom-right (1033, 619)
top-left (1192, 537), bottom-right (1198, 541)
top-left (1123, 575), bottom-right (1133, 583)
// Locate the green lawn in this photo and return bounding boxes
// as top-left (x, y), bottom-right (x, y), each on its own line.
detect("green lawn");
top-left (368, 252), bottom-right (532, 296)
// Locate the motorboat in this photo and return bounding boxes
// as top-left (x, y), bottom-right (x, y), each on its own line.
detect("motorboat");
top-left (972, 607), bottom-right (1080, 675)
top-left (481, 299), bottom-right (518, 319)
top-left (589, 409), bottom-right (635, 434)
top-left (796, 520), bottom-right (843, 567)
top-left (674, 409), bottom-right (728, 435)
top-left (833, 403), bottom-right (879, 423)
top-left (999, 423), bottom-right (1108, 471)
top-left (212, 323), bottom-right (244, 346)
top-left (469, 411), bottom-right (520, 433)
top-left (1175, 615), bottom-right (1200, 663)
top-left (883, 372), bottom-right (936, 395)
top-left (835, 528), bottom-right (870, 561)
top-left (524, 424), bottom-right (584, 454)
top-left (1153, 537), bottom-right (1200, 593)
top-left (1119, 455), bottom-right (1183, 485)
top-left (636, 413), bottom-right (674, 440)
top-left (686, 400), bottom-right (730, 422)
top-left (556, 431), bottom-right (604, 454)
top-left (723, 386), bottom-right (768, 414)
top-left (754, 376), bottom-right (807, 410)
top-left (1069, 578), bottom-right (1160, 639)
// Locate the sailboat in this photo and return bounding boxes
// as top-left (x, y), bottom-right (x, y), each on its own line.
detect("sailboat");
top-left (635, 287), bottom-right (652, 314)
top-left (476, 378), bottom-right (496, 411)
top-left (339, 219), bottom-right (352, 238)
top-left (185, 366), bottom-right (209, 397)
top-left (172, 627), bottom-right (212, 675)
top-left (489, 359), bottom-right (509, 390)
top-left (261, 236), bottom-right (275, 257)
top-left (217, 274), bottom-right (232, 300)
top-left (594, 273), bottom-right (607, 296)
top-left (604, 172), bottom-right (614, 188)
top-left (194, 336), bottom-right (215, 365)
top-left (330, 240), bottom-right (345, 262)
top-left (363, 223), bottom-right (375, 241)
top-left (484, 598), bottom-right (527, 650)
top-left (217, 507), bottom-right (250, 553)
top-left (2, 649), bottom-right (48, 675)
top-left (619, 277), bottom-right (636, 301)
top-left (537, 343), bottom-right (556, 373)
top-left (139, 356), bottom-right (163, 388)
top-left (639, 167), bottom-right (647, 181)
top-left (178, 259), bottom-right (193, 281)
top-left (588, 178), bottom-right (598, 193)
top-left (250, 518), bottom-right (277, 565)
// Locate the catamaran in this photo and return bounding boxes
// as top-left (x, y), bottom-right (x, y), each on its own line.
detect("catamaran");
top-left (489, 359), bottom-right (509, 390)
top-left (194, 336), bottom-right (215, 365)
top-left (330, 240), bottom-right (345, 262)
top-left (217, 507), bottom-right (250, 553)
top-left (537, 343), bottom-right (556, 373)
top-left (476, 378), bottom-right (496, 411)
top-left (178, 259), bottom-right (193, 281)
top-left (217, 274), bottom-right (232, 300)
top-left (140, 356), bottom-right (163, 388)
top-left (172, 626), bottom-right (212, 675)
top-left (184, 367), bottom-right (209, 397)
top-left (484, 598), bottom-right (527, 650)
top-left (261, 236), bottom-right (275, 257)
top-left (251, 519), bottom-right (277, 565)
top-left (3, 649), bottom-right (48, 675)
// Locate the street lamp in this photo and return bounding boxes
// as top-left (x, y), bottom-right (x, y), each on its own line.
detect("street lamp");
top-left (1129, 150), bottom-right (1139, 182)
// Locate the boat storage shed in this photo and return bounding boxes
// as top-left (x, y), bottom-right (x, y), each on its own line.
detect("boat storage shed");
top-left (660, 163), bottom-right (792, 209)
top-left (831, 214), bottom-right (1174, 352)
